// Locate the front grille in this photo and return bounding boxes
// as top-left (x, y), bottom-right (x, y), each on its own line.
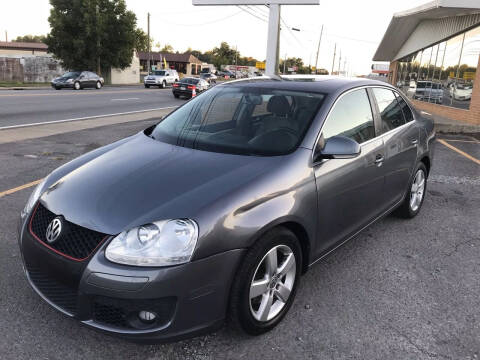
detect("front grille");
top-left (25, 262), bottom-right (78, 315)
top-left (93, 296), bottom-right (176, 330)
top-left (30, 203), bottom-right (108, 261)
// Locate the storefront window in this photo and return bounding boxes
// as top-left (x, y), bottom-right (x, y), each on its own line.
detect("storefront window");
top-left (395, 25), bottom-right (479, 110)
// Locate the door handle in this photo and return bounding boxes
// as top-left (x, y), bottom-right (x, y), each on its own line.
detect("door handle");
top-left (374, 154), bottom-right (384, 166)
top-left (411, 139), bottom-right (418, 145)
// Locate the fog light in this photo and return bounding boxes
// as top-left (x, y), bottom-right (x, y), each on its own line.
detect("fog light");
top-left (138, 310), bottom-right (157, 323)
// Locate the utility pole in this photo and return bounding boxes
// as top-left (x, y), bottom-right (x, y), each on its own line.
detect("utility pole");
top-left (234, 45), bottom-right (237, 78)
top-left (343, 58), bottom-right (347, 76)
top-left (314, 24), bottom-right (323, 75)
top-left (331, 43), bottom-right (336, 75)
top-left (338, 49), bottom-right (341, 76)
top-left (147, 12), bottom-right (151, 74)
top-left (96, 4), bottom-right (101, 75)
top-left (5, 31), bottom-right (7, 42)
top-left (283, 53), bottom-right (287, 74)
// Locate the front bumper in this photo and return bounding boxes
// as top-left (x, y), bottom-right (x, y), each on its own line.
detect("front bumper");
top-left (18, 210), bottom-right (245, 342)
top-left (51, 82), bottom-right (74, 89)
top-left (144, 80), bottom-right (161, 86)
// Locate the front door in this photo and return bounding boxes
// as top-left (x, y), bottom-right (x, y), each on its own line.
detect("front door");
top-left (313, 88), bottom-right (386, 256)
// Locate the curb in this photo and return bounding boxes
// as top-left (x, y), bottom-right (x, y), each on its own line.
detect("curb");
top-left (434, 122), bottom-right (479, 135)
top-left (0, 86), bottom-right (51, 90)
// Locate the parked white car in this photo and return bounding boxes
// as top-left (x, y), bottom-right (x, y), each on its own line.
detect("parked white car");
top-left (449, 83), bottom-right (473, 101)
top-left (144, 69), bottom-right (179, 88)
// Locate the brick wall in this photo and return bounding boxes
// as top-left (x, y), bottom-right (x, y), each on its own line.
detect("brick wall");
top-left (389, 58), bottom-right (480, 126)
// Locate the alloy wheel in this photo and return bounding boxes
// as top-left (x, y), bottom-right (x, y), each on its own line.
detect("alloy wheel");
top-left (249, 245), bottom-right (296, 322)
top-left (410, 169), bottom-right (425, 211)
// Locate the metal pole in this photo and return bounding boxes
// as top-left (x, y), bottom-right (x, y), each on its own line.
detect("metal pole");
top-left (337, 49), bottom-right (341, 76)
top-left (331, 43), bottom-right (336, 75)
top-left (283, 53), bottom-right (287, 74)
top-left (147, 12), bottom-right (151, 74)
top-left (235, 45), bottom-right (237, 78)
top-left (314, 24), bottom-right (323, 74)
top-left (265, 4), bottom-right (281, 76)
top-left (96, 4), bottom-right (101, 75)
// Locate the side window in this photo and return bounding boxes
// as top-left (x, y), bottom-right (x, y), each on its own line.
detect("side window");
top-left (394, 93), bottom-right (414, 123)
top-left (372, 88), bottom-right (406, 132)
top-left (322, 89), bottom-right (375, 144)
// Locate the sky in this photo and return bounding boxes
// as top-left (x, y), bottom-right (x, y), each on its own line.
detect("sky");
top-left (0, 0), bottom-right (429, 75)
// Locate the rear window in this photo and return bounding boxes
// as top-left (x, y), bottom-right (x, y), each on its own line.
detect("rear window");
top-left (372, 88), bottom-right (406, 132)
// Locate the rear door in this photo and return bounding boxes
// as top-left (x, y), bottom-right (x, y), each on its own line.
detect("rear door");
top-left (313, 88), bottom-right (386, 255)
top-left (371, 87), bottom-right (419, 207)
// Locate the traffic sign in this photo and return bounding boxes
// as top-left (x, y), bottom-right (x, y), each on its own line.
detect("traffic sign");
top-left (256, 62), bottom-right (265, 69)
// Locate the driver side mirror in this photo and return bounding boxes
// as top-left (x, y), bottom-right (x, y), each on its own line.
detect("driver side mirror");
top-left (314, 135), bottom-right (361, 162)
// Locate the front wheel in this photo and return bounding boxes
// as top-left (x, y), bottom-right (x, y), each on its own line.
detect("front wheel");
top-left (96, 81), bottom-right (102, 89)
top-left (395, 162), bottom-right (427, 218)
top-left (161, 80), bottom-right (166, 89)
top-left (145, 84), bottom-right (150, 88)
top-left (229, 227), bottom-right (302, 335)
top-left (74, 81), bottom-right (81, 90)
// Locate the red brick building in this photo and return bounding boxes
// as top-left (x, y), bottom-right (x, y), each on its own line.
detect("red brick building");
top-left (373, 1), bottom-right (480, 126)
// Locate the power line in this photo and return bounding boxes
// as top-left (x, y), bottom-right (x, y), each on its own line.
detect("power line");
top-left (236, 6), bottom-right (268, 23)
top-left (160, 10), bottom-right (243, 27)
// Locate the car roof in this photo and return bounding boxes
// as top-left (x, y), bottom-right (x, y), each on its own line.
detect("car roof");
top-left (218, 75), bottom-right (395, 94)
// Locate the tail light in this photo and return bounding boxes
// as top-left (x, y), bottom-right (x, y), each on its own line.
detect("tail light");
top-left (173, 83), bottom-right (179, 87)
top-left (187, 85), bottom-right (196, 90)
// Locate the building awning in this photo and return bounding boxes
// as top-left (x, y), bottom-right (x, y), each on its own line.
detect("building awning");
top-left (0, 41), bottom-right (48, 52)
top-left (373, 0), bottom-right (480, 61)
top-left (137, 51), bottom-right (202, 64)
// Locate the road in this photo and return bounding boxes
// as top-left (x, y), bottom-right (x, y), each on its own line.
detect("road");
top-left (0, 114), bottom-right (479, 359)
top-left (0, 86), bottom-right (184, 128)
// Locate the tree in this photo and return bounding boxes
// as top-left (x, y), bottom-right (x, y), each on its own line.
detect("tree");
top-left (13, 35), bottom-right (47, 43)
top-left (134, 28), bottom-right (150, 52)
top-left (46, 0), bottom-right (139, 75)
top-left (160, 44), bottom-right (174, 53)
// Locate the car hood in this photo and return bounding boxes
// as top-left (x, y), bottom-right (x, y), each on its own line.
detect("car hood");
top-left (40, 132), bottom-right (280, 235)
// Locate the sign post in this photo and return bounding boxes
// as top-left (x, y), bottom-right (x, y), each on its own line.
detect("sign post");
top-left (192, 0), bottom-right (319, 76)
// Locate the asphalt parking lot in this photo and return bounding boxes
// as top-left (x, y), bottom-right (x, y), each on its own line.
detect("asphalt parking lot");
top-left (0, 119), bottom-right (479, 359)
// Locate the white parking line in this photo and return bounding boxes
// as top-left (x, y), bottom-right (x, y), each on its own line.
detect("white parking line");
top-left (0, 106), bottom-right (178, 130)
top-left (111, 98), bottom-right (140, 101)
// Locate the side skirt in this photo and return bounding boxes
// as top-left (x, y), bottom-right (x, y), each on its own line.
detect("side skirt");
top-left (308, 197), bottom-right (404, 268)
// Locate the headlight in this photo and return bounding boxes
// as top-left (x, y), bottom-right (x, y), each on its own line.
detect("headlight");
top-left (105, 219), bottom-right (199, 267)
top-left (66, 78), bottom-right (74, 83)
top-left (21, 179), bottom-right (46, 218)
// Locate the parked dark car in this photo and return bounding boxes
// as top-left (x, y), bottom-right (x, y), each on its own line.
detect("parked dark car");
top-left (19, 76), bottom-right (434, 342)
top-left (51, 71), bottom-right (104, 90)
top-left (172, 77), bottom-right (209, 98)
top-left (217, 70), bottom-right (236, 79)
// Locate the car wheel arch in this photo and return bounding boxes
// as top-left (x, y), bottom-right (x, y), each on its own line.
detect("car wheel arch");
top-left (244, 218), bottom-right (312, 274)
top-left (420, 155), bottom-right (431, 177)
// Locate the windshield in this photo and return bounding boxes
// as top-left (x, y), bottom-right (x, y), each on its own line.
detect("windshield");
top-left (151, 85), bottom-right (325, 156)
top-left (62, 71), bottom-right (80, 78)
top-left (153, 71), bottom-right (166, 76)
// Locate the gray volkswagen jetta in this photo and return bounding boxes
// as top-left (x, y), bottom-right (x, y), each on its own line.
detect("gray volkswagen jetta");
top-left (18, 76), bottom-right (435, 342)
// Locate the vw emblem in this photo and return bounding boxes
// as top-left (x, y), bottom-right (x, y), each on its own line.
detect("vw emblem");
top-left (45, 217), bottom-right (62, 244)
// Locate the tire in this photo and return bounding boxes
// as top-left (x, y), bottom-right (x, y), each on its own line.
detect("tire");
top-left (96, 81), bottom-right (102, 89)
top-left (74, 81), bottom-right (81, 90)
top-left (173, 93), bottom-right (180, 98)
top-left (55, 86), bottom-right (61, 90)
top-left (229, 227), bottom-right (302, 335)
top-left (162, 80), bottom-right (166, 89)
top-left (145, 84), bottom-right (150, 88)
top-left (395, 162), bottom-right (427, 218)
